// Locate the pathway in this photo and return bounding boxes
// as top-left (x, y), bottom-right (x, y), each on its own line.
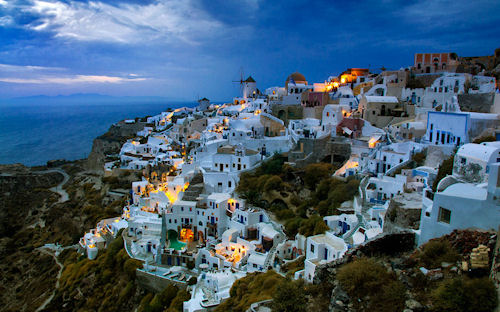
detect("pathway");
top-left (33, 168), bottom-right (70, 203)
top-left (35, 246), bottom-right (64, 312)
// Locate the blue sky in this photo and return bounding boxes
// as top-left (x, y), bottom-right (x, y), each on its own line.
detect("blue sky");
top-left (0, 0), bottom-right (499, 101)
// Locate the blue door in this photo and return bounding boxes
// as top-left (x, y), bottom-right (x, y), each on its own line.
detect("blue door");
top-left (211, 217), bottom-right (215, 224)
top-left (259, 214), bottom-right (263, 222)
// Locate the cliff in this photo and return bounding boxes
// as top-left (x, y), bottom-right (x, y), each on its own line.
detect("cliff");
top-left (86, 121), bottom-right (147, 171)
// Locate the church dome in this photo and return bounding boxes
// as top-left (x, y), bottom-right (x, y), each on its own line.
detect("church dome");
top-left (285, 72), bottom-right (307, 85)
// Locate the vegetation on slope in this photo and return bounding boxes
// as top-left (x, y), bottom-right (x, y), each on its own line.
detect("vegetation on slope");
top-left (432, 155), bottom-right (455, 191)
top-left (337, 258), bottom-right (407, 312)
top-left (236, 155), bottom-right (360, 238)
top-left (215, 271), bottom-right (284, 312)
top-left (49, 231), bottom-right (189, 312)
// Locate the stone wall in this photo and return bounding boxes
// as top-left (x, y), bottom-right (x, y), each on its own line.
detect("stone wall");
top-left (313, 231), bottom-right (416, 284)
top-left (136, 269), bottom-right (187, 293)
top-left (458, 93), bottom-right (495, 113)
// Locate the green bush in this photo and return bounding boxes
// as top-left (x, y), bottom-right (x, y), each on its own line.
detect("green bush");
top-left (432, 155), bottom-right (454, 191)
top-left (263, 175), bottom-right (283, 192)
top-left (275, 209), bottom-right (295, 221)
top-left (337, 258), bottom-right (406, 312)
top-left (123, 258), bottom-right (142, 280)
top-left (298, 215), bottom-right (328, 237)
top-left (166, 289), bottom-right (191, 312)
top-left (304, 163), bottom-right (333, 189)
top-left (216, 271), bottom-right (284, 312)
top-left (431, 277), bottom-right (497, 312)
top-left (417, 240), bottom-right (460, 269)
top-left (271, 278), bottom-right (307, 312)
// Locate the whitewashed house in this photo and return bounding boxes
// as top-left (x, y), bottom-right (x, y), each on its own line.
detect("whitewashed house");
top-left (453, 142), bottom-right (500, 183)
top-left (418, 163), bottom-right (500, 245)
top-left (303, 232), bottom-right (348, 282)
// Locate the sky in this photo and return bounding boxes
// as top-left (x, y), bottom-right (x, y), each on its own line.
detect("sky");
top-left (0, 0), bottom-right (499, 101)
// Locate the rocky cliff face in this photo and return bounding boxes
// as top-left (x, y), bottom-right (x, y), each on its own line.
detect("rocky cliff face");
top-left (86, 121), bottom-right (147, 171)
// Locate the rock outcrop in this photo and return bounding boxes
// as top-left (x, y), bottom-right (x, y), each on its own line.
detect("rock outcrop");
top-left (86, 121), bottom-right (146, 171)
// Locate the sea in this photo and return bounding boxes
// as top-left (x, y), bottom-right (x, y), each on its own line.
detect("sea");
top-left (0, 97), bottom-right (196, 166)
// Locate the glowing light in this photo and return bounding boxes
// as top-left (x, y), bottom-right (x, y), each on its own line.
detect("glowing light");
top-left (368, 137), bottom-right (379, 148)
top-left (340, 77), bottom-right (346, 84)
top-left (180, 228), bottom-right (194, 242)
top-left (333, 82), bottom-right (339, 88)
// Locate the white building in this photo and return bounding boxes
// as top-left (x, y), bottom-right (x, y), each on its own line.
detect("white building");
top-left (418, 163), bottom-right (500, 245)
top-left (365, 174), bottom-right (406, 204)
top-left (453, 142), bottom-right (500, 183)
top-left (424, 111), bottom-right (499, 147)
top-left (303, 232), bottom-right (348, 282)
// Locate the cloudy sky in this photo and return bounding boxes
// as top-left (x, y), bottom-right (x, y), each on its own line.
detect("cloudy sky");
top-left (0, 0), bottom-right (499, 101)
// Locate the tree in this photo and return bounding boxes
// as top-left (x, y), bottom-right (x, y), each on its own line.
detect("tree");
top-left (271, 279), bottom-right (307, 312)
top-left (432, 155), bottom-right (454, 191)
top-left (304, 163), bottom-right (333, 189)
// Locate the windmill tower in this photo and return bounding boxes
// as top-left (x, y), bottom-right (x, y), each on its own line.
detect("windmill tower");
top-left (242, 76), bottom-right (257, 99)
top-left (232, 67), bottom-right (257, 100)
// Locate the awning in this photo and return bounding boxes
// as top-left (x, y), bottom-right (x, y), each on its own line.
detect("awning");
top-left (342, 127), bottom-right (353, 135)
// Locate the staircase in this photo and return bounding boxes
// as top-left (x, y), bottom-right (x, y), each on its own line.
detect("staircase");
top-left (182, 173), bottom-right (204, 201)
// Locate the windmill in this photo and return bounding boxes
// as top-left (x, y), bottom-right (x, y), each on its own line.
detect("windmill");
top-left (232, 67), bottom-right (245, 97)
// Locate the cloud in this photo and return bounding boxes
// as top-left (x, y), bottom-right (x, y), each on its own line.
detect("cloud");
top-left (0, 15), bottom-right (13, 26)
top-left (0, 62), bottom-right (147, 85)
top-left (0, 75), bottom-right (146, 84)
top-left (21, 0), bottom-right (224, 44)
top-left (0, 63), bottom-right (65, 72)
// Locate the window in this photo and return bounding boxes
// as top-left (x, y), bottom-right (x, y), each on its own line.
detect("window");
top-left (228, 181), bottom-right (232, 188)
top-left (310, 244), bottom-right (314, 252)
top-left (438, 207), bottom-right (451, 224)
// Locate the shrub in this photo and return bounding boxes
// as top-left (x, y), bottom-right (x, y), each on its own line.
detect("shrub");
top-left (284, 217), bottom-right (302, 238)
top-left (432, 155), bottom-right (454, 191)
top-left (431, 276), bottom-right (497, 312)
top-left (417, 240), bottom-right (460, 269)
top-left (298, 215), bottom-right (327, 237)
top-left (216, 271), bottom-right (284, 312)
top-left (271, 278), bottom-right (307, 312)
top-left (304, 163), bottom-right (333, 189)
top-left (275, 209), bottom-right (295, 221)
top-left (337, 258), bottom-right (406, 312)
top-left (263, 175), bottom-right (283, 192)
top-left (412, 150), bottom-right (427, 166)
top-left (123, 258), bottom-right (142, 280)
top-left (165, 289), bottom-right (191, 312)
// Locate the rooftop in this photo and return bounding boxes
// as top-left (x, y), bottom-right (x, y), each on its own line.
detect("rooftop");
top-left (441, 183), bottom-right (487, 200)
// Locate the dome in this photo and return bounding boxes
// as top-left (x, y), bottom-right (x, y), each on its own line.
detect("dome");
top-left (286, 72), bottom-right (307, 84)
